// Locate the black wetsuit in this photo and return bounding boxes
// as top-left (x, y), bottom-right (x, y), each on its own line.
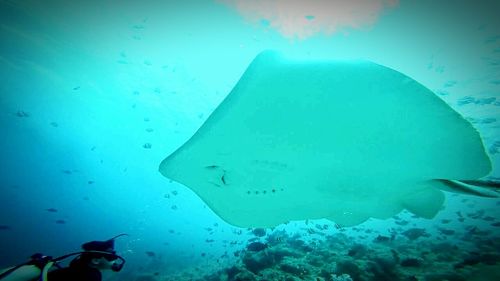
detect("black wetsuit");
top-left (47, 258), bottom-right (101, 281)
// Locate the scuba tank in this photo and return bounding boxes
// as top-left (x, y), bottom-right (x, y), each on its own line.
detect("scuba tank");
top-left (0, 264), bottom-right (42, 281)
top-left (0, 254), bottom-right (52, 281)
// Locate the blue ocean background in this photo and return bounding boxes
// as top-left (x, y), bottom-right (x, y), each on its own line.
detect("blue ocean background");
top-left (1, 0), bottom-right (499, 280)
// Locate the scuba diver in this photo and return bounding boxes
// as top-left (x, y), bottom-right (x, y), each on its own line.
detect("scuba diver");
top-left (0, 234), bottom-right (127, 281)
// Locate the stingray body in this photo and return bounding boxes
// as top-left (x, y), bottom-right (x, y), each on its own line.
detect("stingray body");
top-left (159, 51), bottom-right (493, 228)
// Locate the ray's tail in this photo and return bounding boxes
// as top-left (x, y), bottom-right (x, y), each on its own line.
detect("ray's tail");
top-left (440, 179), bottom-right (500, 198)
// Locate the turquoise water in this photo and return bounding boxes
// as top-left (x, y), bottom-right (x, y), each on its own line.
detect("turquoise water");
top-left (0, 1), bottom-right (499, 280)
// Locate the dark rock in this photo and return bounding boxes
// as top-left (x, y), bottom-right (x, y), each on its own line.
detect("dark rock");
top-left (306, 255), bottom-right (324, 267)
top-left (480, 253), bottom-right (500, 265)
top-left (289, 238), bottom-right (306, 248)
top-left (368, 257), bottom-right (399, 281)
top-left (455, 252), bottom-right (500, 268)
top-left (390, 249), bottom-right (400, 263)
top-left (425, 273), bottom-right (466, 281)
top-left (242, 252), bottom-right (274, 273)
top-left (336, 260), bottom-right (362, 281)
top-left (246, 242), bottom-right (267, 252)
top-left (268, 246), bottom-right (301, 263)
top-left (251, 228), bottom-right (267, 237)
top-left (226, 266), bottom-right (241, 280)
top-left (454, 252), bottom-right (481, 269)
top-left (232, 270), bottom-right (256, 281)
top-left (279, 259), bottom-right (309, 276)
top-left (348, 244), bottom-right (368, 258)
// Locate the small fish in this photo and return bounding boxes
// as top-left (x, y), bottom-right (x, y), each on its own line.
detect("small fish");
top-left (171, 190), bottom-right (178, 196)
top-left (171, 205), bottom-right (178, 210)
top-left (483, 216), bottom-right (495, 222)
top-left (15, 111), bottom-right (30, 117)
top-left (395, 220), bottom-right (409, 226)
top-left (55, 219), bottom-right (66, 224)
top-left (50, 122), bottom-right (59, 127)
top-left (438, 228), bottom-right (455, 236)
top-left (315, 224), bottom-right (325, 230)
top-left (73, 86), bottom-right (80, 90)
top-left (46, 208), bottom-right (58, 213)
top-left (402, 228), bottom-right (429, 240)
top-left (143, 143), bottom-right (152, 149)
top-left (145, 251), bottom-right (156, 257)
top-left (0, 225), bottom-right (11, 230)
top-left (307, 228), bottom-right (316, 234)
top-left (61, 170), bottom-right (72, 175)
top-left (466, 226), bottom-right (491, 236)
top-left (374, 235), bottom-right (391, 243)
top-left (205, 239), bottom-right (215, 243)
top-left (88, 181), bottom-right (94, 185)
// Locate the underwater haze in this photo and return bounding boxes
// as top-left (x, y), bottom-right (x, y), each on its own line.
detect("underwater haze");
top-left (1, 0), bottom-right (499, 280)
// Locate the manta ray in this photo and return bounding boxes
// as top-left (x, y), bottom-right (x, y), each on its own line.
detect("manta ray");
top-left (159, 51), bottom-right (497, 228)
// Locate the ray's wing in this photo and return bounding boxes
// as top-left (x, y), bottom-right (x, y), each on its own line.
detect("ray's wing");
top-left (159, 51), bottom-right (491, 228)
